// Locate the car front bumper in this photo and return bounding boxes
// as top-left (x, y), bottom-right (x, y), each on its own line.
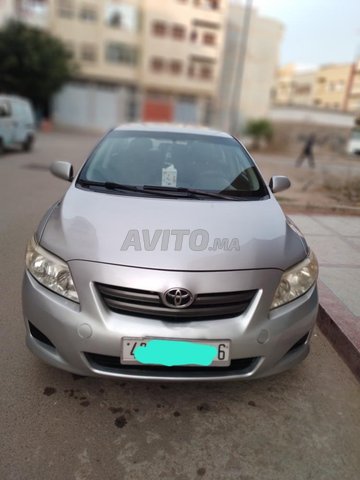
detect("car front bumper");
top-left (22, 261), bottom-right (318, 381)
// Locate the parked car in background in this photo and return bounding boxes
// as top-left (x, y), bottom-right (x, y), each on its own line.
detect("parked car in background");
top-left (0, 95), bottom-right (36, 154)
top-left (22, 124), bottom-right (319, 381)
top-left (346, 127), bottom-right (360, 156)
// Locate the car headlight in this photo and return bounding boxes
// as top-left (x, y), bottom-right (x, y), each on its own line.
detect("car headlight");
top-left (271, 250), bottom-right (318, 309)
top-left (25, 237), bottom-right (79, 303)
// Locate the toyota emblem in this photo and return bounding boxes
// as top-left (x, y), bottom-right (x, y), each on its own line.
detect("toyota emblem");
top-left (163, 288), bottom-right (194, 309)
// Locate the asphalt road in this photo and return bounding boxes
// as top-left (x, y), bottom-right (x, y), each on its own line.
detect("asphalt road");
top-left (0, 131), bottom-right (359, 480)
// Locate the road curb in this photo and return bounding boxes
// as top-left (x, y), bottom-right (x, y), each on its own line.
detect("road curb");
top-left (317, 281), bottom-right (360, 382)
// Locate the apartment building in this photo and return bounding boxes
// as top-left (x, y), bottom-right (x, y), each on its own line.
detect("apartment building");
top-left (0, 0), bottom-right (16, 26)
top-left (140, 0), bottom-right (227, 122)
top-left (2, 0), bottom-right (228, 129)
top-left (274, 64), bottom-right (315, 107)
top-left (218, 3), bottom-right (283, 130)
top-left (313, 63), bottom-right (353, 111)
top-left (274, 63), bottom-right (355, 113)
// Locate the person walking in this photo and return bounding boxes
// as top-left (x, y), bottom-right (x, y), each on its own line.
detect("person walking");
top-left (296, 133), bottom-right (316, 168)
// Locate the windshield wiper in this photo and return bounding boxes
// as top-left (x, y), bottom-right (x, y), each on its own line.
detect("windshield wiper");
top-left (78, 179), bottom-right (242, 200)
top-left (78, 179), bottom-right (142, 192)
top-left (143, 185), bottom-right (237, 200)
top-left (77, 179), bottom-right (179, 197)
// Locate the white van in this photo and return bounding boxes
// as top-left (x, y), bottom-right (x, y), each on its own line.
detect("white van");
top-left (0, 95), bottom-right (36, 154)
top-left (346, 127), bottom-right (360, 156)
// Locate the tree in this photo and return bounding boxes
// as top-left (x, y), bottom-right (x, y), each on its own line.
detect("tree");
top-left (245, 119), bottom-right (274, 150)
top-left (0, 21), bottom-right (76, 117)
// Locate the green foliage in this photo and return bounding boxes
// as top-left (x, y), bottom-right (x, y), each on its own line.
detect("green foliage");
top-left (245, 119), bottom-right (274, 148)
top-left (0, 21), bottom-right (76, 112)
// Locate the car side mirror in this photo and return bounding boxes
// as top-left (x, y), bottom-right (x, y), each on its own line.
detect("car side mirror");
top-left (269, 175), bottom-right (291, 193)
top-left (50, 161), bottom-right (74, 182)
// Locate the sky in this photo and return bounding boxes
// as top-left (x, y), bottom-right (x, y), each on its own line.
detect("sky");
top-left (233, 0), bottom-right (360, 68)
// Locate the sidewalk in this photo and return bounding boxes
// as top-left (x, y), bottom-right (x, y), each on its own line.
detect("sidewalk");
top-left (290, 214), bottom-right (360, 380)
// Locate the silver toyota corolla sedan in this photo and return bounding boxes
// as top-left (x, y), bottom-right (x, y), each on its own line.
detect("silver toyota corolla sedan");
top-left (22, 124), bottom-right (319, 381)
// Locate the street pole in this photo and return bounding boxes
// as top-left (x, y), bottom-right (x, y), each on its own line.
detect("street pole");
top-left (227, 0), bottom-right (253, 135)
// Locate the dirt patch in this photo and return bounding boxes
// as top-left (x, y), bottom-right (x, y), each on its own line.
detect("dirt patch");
top-left (255, 152), bottom-right (360, 215)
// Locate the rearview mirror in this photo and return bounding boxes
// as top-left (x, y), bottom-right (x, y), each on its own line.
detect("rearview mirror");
top-left (269, 176), bottom-right (291, 194)
top-left (50, 161), bottom-right (74, 182)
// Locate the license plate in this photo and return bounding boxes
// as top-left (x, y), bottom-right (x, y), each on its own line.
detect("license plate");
top-left (121, 338), bottom-right (231, 367)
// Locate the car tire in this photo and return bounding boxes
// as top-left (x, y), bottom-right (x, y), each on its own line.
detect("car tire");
top-left (0, 138), bottom-right (4, 156)
top-left (22, 136), bottom-right (34, 152)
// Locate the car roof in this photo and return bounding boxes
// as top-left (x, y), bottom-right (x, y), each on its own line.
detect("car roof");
top-left (113, 123), bottom-right (232, 138)
top-left (0, 94), bottom-right (30, 104)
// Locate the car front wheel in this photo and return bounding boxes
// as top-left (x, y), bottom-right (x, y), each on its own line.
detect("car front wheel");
top-left (22, 136), bottom-right (34, 152)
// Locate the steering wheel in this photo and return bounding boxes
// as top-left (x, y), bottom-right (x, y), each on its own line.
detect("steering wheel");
top-left (196, 170), bottom-right (231, 190)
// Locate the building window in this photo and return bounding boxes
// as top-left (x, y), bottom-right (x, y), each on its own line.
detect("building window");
top-left (153, 21), bottom-right (167, 36)
top-left (188, 64), bottom-right (195, 77)
top-left (173, 24), bottom-right (185, 40)
top-left (81, 44), bottom-right (97, 62)
top-left (151, 57), bottom-right (165, 72)
top-left (203, 32), bottom-right (216, 46)
top-left (194, 0), bottom-right (220, 9)
top-left (79, 5), bottom-right (97, 22)
top-left (170, 60), bottom-right (183, 75)
top-left (106, 43), bottom-right (138, 65)
top-left (206, 0), bottom-right (220, 9)
top-left (108, 10), bottom-right (122, 28)
top-left (105, 4), bottom-right (138, 31)
top-left (200, 65), bottom-right (213, 79)
top-left (57, 0), bottom-right (74, 18)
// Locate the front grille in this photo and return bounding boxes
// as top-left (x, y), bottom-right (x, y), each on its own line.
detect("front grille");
top-left (84, 352), bottom-right (260, 377)
top-left (96, 284), bottom-right (257, 320)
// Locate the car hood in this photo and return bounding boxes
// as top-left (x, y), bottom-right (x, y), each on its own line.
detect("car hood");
top-left (40, 186), bottom-right (307, 271)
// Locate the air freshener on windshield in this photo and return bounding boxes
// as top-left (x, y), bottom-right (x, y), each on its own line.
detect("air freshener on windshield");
top-left (162, 164), bottom-right (177, 187)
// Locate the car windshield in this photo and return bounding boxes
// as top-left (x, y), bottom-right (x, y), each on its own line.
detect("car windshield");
top-left (77, 130), bottom-right (269, 200)
top-left (351, 129), bottom-right (360, 140)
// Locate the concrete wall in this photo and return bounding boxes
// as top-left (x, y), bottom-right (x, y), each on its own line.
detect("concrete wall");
top-left (269, 106), bottom-right (355, 153)
top-left (270, 106), bottom-right (355, 128)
